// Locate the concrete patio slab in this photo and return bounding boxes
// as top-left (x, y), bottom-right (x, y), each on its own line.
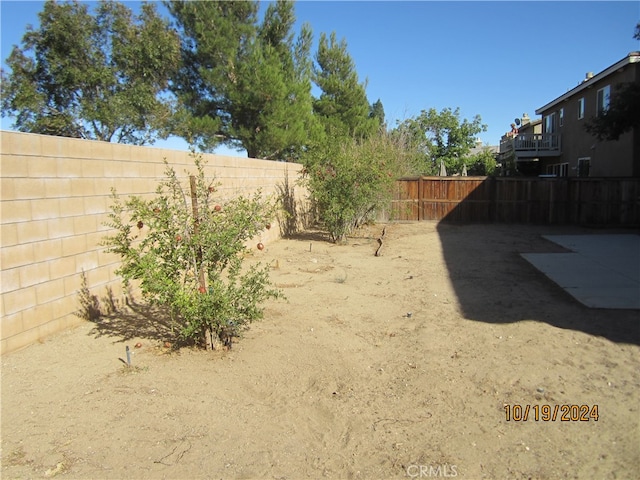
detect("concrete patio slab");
top-left (521, 234), bottom-right (640, 309)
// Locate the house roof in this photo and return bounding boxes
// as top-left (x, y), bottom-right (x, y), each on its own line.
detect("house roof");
top-left (469, 144), bottom-right (498, 156)
top-left (520, 118), bottom-right (542, 130)
top-left (535, 51), bottom-right (640, 115)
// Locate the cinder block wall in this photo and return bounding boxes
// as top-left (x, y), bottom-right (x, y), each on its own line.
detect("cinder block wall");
top-left (0, 131), bottom-right (308, 355)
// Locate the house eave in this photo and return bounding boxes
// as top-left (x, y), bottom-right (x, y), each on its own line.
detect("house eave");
top-left (535, 52), bottom-right (640, 115)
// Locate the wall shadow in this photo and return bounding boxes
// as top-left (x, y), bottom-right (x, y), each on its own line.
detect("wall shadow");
top-left (434, 217), bottom-right (639, 346)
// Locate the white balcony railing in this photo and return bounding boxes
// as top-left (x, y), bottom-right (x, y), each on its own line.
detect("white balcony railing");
top-left (513, 133), bottom-right (560, 151)
top-left (499, 133), bottom-right (562, 159)
top-left (513, 133), bottom-right (561, 157)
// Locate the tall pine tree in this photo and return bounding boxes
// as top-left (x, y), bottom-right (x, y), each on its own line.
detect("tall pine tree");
top-left (167, 0), bottom-right (257, 151)
top-left (312, 32), bottom-right (378, 140)
top-left (369, 99), bottom-right (386, 131)
top-left (226, 0), bottom-right (322, 160)
top-left (169, 0), bottom-right (320, 160)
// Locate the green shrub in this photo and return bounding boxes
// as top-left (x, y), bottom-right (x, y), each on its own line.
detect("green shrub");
top-left (302, 133), bottom-right (412, 242)
top-left (102, 154), bottom-right (282, 349)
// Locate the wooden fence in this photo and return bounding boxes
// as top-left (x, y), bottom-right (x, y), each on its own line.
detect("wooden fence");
top-left (391, 176), bottom-right (640, 226)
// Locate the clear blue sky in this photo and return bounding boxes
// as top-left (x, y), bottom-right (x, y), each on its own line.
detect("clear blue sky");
top-left (2, 1), bottom-right (639, 157)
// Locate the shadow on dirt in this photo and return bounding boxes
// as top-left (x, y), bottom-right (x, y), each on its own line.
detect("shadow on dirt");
top-left (89, 299), bottom-right (181, 344)
top-left (76, 280), bottom-right (187, 347)
top-left (285, 229), bottom-right (332, 243)
top-left (434, 222), bottom-right (640, 346)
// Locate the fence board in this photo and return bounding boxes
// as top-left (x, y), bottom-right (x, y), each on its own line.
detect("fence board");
top-left (391, 177), bottom-right (421, 220)
top-left (393, 176), bottom-right (640, 226)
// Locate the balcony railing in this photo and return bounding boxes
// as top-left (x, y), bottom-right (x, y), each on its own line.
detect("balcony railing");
top-left (513, 133), bottom-right (561, 158)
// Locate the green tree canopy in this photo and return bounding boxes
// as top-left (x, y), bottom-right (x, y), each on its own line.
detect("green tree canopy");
top-left (313, 31), bottom-right (378, 140)
top-left (166, 0), bottom-right (257, 152)
top-left (369, 99), bottom-right (386, 131)
top-left (584, 23), bottom-right (640, 142)
top-left (392, 107), bottom-right (487, 174)
top-left (584, 82), bottom-right (640, 141)
top-left (1, 0), bottom-right (180, 145)
top-left (226, 1), bottom-right (322, 160)
top-left (168, 0), bottom-right (321, 160)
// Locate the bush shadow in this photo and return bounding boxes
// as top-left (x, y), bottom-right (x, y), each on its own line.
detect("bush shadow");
top-left (276, 171), bottom-right (314, 238)
top-left (285, 228), bottom-right (333, 243)
top-left (78, 285), bottom-right (186, 347)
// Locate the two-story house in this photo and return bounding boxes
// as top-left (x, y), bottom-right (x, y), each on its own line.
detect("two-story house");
top-left (500, 52), bottom-right (640, 177)
top-left (498, 114), bottom-right (544, 176)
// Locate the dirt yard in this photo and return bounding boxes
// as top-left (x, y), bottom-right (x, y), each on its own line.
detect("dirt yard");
top-left (2, 222), bottom-right (639, 479)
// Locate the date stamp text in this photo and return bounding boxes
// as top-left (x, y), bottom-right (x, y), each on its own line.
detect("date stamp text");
top-left (504, 404), bottom-right (599, 422)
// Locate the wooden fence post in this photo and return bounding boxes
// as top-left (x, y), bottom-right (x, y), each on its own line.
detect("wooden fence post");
top-left (418, 177), bottom-right (423, 221)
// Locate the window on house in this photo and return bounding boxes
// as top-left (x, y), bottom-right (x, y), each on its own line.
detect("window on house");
top-left (559, 108), bottom-right (564, 127)
top-left (560, 163), bottom-right (568, 177)
top-left (597, 85), bottom-right (610, 116)
top-left (546, 163), bottom-right (568, 177)
top-left (544, 112), bottom-right (557, 133)
top-left (578, 157), bottom-right (591, 177)
top-left (578, 98), bottom-right (585, 120)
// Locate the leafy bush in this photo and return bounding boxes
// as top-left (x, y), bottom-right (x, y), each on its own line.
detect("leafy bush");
top-left (465, 148), bottom-right (498, 176)
top-left (302, 133), bottom-right (412, 242)
top-left (102, 154), bottom-right (282, 349)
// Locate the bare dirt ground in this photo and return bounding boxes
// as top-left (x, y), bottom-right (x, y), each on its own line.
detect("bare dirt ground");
top-left (2, 222), bottom-right (639, 480)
